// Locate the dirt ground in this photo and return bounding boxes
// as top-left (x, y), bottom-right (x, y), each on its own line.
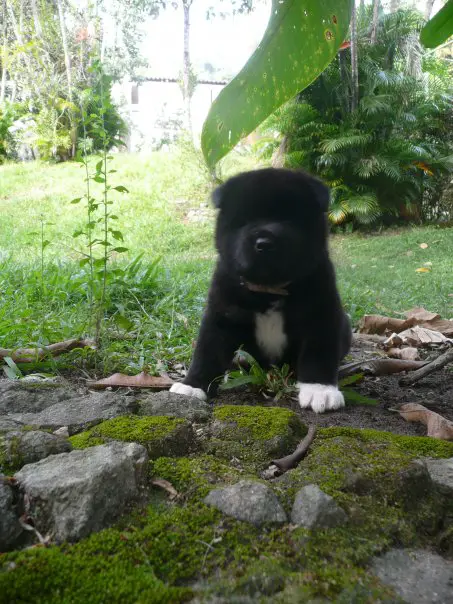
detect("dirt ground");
top-left (215, 339), bottom-right (453, 438)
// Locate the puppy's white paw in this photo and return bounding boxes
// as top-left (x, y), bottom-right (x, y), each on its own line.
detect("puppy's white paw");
top-left (297, 382), bottom-right (345, 414)
top-left (170, 383), bottom-right (207, 401)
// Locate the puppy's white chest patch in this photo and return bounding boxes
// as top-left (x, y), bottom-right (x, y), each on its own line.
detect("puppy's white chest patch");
top-left (255, 309), bottom-right (287, 362)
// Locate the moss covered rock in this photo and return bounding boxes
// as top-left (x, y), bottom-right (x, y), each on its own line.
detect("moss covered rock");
top-left (205, 405), bottom-right (306, 470)
top-left (2, 426), bottom-right (453, 603)
top-left (69, 416), bottom-right (195, 458)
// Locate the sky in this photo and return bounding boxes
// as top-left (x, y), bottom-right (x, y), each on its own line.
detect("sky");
top-left (140, 0), bottom-right (446, 80)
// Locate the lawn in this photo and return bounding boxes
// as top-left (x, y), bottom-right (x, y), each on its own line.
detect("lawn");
top-left (1, 148), bottom-right (452, 376)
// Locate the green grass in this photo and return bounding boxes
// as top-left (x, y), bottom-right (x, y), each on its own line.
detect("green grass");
top-left (0, 146), bottom-right (452, 376)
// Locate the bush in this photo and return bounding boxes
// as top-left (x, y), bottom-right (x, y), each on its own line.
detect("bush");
top-left (264, 8), bottom-right (453, 228)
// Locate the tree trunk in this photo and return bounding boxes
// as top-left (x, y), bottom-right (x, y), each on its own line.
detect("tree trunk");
top-left (30, 0), bottom-right (43, 37)
top-left (56, 0), bottom-right (76, 156)
top-left (0, 0), bottom-right (7, 104)
top-left (424, 0), bottom-right (435, 20)
top-left (370, 0), bottom-right (379, 45)
top-left (338, 50), bottom-right (350, 114)
top-left (182, 0), bottom-right (193, 133)
top-left (350, 0), bottom-right (359, 112)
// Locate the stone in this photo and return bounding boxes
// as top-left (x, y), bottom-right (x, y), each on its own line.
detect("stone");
top-left (206, 405), bottom-right (306, 469)
top-left (0, 380), bottom-right (77, 415)
top-left (0, 417), bottom-right (24, 434)
top-left (204, 480), bottom-right (287, 526)
top-left (9, 392), bottom-right (138, 434)
top-left (371, 549), bottom-right (453, 604)
top-left (291, 484), bottom-right (348, 529)
top-left (0, 475), bottom-right (23, 551)
top-left (424, 457), bottom-right (453, 495)
top-left (70, 416), bottom-right (195, 458)
top-left (15, 442), bottom-right (148, 542)
top-left (138, 391), bottom-right (211, 422)
top-left (1, 430), bottom-right (72, 471)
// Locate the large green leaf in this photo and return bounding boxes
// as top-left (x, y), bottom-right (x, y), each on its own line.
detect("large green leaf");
top-left (201, 0), bottom-right (353, 168)
top-left (420, 0), bottom-right (453, 48)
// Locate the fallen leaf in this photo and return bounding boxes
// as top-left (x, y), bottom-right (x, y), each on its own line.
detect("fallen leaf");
top-left (421, 318), bottom-right (453, 337)
top-left (415, 267), bottom-right (430, 273)
top-left (395, 403), bottom-right (453, 440)
top-left (419, 243), bottom-right (429, 249)
top-left (359, 315), bottom-right (415, 335)
top-left (387, 347), bottom-right (419, 360)
top-left (88, 372), bottom-right (174, 390)
top-left (396, 325), bottom-right (452, 347)
top-left (151, 478), bottom-right (179, 500)
top-left (404, 307), bottom-right (441, 322)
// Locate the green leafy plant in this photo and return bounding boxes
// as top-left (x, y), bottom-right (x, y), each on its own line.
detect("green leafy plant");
top-left (202, 0), bottom-right (353, 168)
top-left (220, 351), bottom-right (378, 406)
top-left (420, 0), bottom-right (453, 48)
top-left (263, 8), bottom-right (453, 227)
top-left (220, 350), bottom-right (297, 402)
top-left (71, 60), bottom-right (129, 345)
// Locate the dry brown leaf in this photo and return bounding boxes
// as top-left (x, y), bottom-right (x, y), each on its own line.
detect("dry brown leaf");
top-left (397, 325), bottom-right (451, 347)
top-left (359, 315), bottom-right (415, 335)
top-left (151, 478), bottom-right (179, 500)
top-left (404, 307), bottom-right (441, 322)
top-left (88, 372), bottom-right (174, 390)
top-left (421, 318), bottom-right (453, 337)
top-left (387, 347), bottom-right (419, 360)
top-left (396, 403), bottom-right (453, 440)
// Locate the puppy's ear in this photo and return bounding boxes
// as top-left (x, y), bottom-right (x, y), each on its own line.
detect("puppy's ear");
top-left (308, 177), bottom-right (330, 212)
top-left (211, 183), bottom-right (225, 208)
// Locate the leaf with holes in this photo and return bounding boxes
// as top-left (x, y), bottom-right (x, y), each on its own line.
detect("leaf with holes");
top-left (201, 0), bottom-right (352, 168)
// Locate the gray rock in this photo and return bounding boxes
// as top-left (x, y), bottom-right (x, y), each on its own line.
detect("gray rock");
top-left (0, 475), bottom-right (23, 551)
top-left (425, 458), bottom-right (453, 495)
top-left (15, 442), bottom-right (148, 542)
top-left (204, 480), bottom-right (287, 526)
top-left (1, 430), bottom-right (72, 469)
top-left (0, 379), bottom-right (77, 415)
top-left (138, 391), bottom-right (211, 422)
top-left (9, 392), bottom-right (138, 434)
top-left (291, 484), bottom-right (348, 529)
top-left (372, 549), bottom-right (453, 604)
top-left (0, 417), bottom-right (24, 434)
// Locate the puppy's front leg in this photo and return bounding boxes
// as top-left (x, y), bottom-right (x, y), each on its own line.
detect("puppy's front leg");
top-left (170, 311), bottom-right (242, 401)
top-left (296, 342), bottom-right (345, 414)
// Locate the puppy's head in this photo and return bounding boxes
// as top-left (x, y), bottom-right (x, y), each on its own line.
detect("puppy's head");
top-left (212, 168), bottom-right (330, 286)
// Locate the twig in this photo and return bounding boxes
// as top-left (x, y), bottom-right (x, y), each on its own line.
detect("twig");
top-left (0, 339), bottom-right (95, 363)
top-left (399, 347), bottom-right (453, 386)
top-left (339, 358), bottom-right (427, 379)
top-left (261, 425), bottom-right (317, 479)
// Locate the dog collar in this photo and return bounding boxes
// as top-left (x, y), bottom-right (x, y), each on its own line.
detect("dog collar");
top-left (240, 279), bottom-right (290, 296)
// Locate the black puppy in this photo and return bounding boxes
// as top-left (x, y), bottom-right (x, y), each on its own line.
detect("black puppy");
top-left (171, 168), bottom-right (351, 413)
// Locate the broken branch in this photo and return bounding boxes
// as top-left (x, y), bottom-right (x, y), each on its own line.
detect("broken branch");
top-left (339, 358), bottom-right (427, 379)
top-left (399, 347), bottom-right (453, 386)
top-left (261, 425), bottom-right (317, 479)
top-left (0, 339), bottom-right (95, 363)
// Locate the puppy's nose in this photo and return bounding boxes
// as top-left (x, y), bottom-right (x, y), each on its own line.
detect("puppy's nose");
top-left (255, 237), bottom-right (274, 252)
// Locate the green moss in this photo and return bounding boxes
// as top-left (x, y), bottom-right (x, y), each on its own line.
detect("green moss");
top-left (208, 405), bottom-right (306, 470)
top-left (150, 455), bottom-right (245, 500)
top-left (319, 427), bottom-right (453, 458)
top-left (213, 405), bottom-right (303, 441)
top-left (69, 416), bottom-right (195, 458)
top-left (3, 424), bottom-right (452, 603)
top-left (0, 434), bottom-right (23, 475)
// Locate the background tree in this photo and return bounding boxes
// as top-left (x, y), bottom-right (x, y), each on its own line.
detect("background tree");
top-left (263, 7), bottom-right (453, 228)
